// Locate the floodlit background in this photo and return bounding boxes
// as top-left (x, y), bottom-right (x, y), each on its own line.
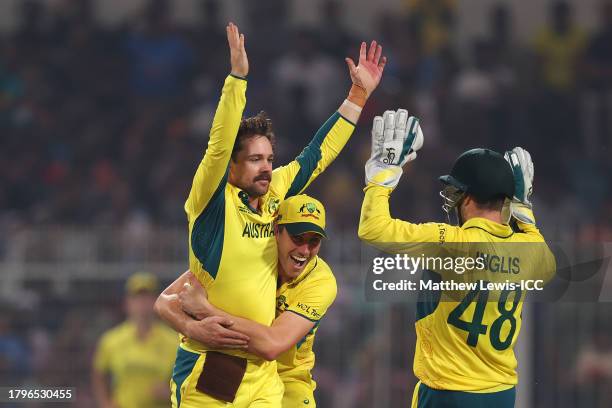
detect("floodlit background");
top-left (1, 0), bottom-right (612, 407)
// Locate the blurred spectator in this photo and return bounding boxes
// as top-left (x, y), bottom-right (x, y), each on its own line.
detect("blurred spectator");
top-left (531, 0), bottom-right (587, 173)
top-left (575, 327), bottom-right (612, 407)
top-left (92, 272), bottom-right (177, 408)
top-left (274, 28), bottom-right (344, 130)
top-left (190, 0), bottom-right (226, 81)
top-left (245, 0), bottom-right (290, 81)
top-left (452, 38), bottom-right (518, 150)
top-left (124, 0), bottom-right (194, 97)
top-left (582, 1), bottom-right (612, 159)
top-left (533, 0), bottom-right (587, 92)
top-left (0, 312), bottom-right (30, 384)
top-left (405, 0), bottom-right (457, 57)
top-left (318, 0), bottom-right (355, 57)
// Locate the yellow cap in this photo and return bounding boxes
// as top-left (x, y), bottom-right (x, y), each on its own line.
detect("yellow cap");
top-left (277, 194), bottom-right (327, 237)
top-left (125, 272), bottom-right (159, 295)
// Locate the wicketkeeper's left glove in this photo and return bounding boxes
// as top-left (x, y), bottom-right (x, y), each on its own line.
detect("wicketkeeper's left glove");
top-left (365, 109), bottom-right (424, 188)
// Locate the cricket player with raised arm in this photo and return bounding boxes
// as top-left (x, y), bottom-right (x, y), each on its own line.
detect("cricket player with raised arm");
top-left (358, 109), bottom-right (556, 407)
top-left (162, 22), bottom-right (386, 407)
top-left (158, 194), bottom-right (335, 408)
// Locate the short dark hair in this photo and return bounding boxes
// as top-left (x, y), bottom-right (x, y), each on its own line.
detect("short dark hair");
top-left (470, 194), bottom-right (506, 212)
top-left (231, 111), bottom-right (276, 161)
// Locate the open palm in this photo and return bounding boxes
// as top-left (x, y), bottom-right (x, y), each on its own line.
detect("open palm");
top-left (345, 41), bottom-right (386, 97)
top-left (227, 22), bottom-right (248, 77)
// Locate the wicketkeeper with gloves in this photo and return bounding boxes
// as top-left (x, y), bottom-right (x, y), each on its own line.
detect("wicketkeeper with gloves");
top-left (358, 109), bottom-right (556, 407)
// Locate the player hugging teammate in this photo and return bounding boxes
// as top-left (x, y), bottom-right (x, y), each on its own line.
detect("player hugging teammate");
top-left (155, 22), bottom-right (386, 408)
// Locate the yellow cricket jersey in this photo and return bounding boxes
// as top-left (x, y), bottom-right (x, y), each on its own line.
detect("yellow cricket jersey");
top-left (276, 256), bottom-right (337, 388)
top-left (183, 75), bottom-right (354, 357)
top-left (359, 184), bottom-right (556, 392)
top-left (93, 321), bottom-right (178, 408)
top-left (533, 26), bottom-right (587, 90)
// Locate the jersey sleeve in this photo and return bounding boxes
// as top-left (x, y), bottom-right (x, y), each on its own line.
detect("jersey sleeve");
top-left (511, 205), bottom-right (543, 240)
top-left (512, 207), bottom-right (557, 283)
top-left (359, 183), bottom-right (464, 251)
top-left (286, 272), bottom-right (337, 323)
top-left (92, 333), bottom-right (112, 373)
top-left (184, 75), bottom-right (247, 220)
top-left (270, 112), bottom-right (355, 199)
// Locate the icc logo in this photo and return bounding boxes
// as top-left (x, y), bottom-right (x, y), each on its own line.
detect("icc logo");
top-left (383, 147), bottom-right (396, 164)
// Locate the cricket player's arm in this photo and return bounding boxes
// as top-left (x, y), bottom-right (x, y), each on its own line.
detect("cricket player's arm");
top-left (91, 337), bottom-right (118, 408)
top-left (181, 272), bottom-right (336, 361)
top-left (185, 23), bottom-right (247, 220)
top-left (185, 76), bottom-right (246, 216)
top-left (202, 309), bottom-right (316, 361)
top-left (511, 209), bottom-right (557, 283)
top-left (182, 293), bottom-right (314, 361)
top-left (270, 111), bottom-right (356, 199)
top-left (359, 183), bottom-right (462, 250)
top-left (154, 271), bottom-right (249, 349)
top-left (271, 41), bottom-right (387, 198)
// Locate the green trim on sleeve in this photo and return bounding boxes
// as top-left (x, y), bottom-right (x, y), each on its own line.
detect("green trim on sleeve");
top-left (285, 112), bottom-right (341, 198)
top-left (296, 320), bottom-right (321, 349)
top-left (191, 168), bottom-right (228, 279)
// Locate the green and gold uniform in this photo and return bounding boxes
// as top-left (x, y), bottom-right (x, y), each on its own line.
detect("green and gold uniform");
top-left (94, 321), bottom-right (178, 408)
top-left (276, 256), bottom-right (337, 408)
top-left (171, 75), bottom-right (355, 407)
top-left (359, 184), bottom-right (556, 407)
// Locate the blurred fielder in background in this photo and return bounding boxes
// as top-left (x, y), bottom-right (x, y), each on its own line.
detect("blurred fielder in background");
top-left (159, 194), bottom-right (336, 408)
top-left (358, 109), bottom-right (556, 407)
top-left (91, 272), bottom-right (178, 408)
top-left (158, 21), bottom-right (385, 407)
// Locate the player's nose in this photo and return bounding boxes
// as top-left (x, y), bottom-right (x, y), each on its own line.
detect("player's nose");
top-left (294, 244), bottom-right (310, 256)
top-left (261, 160), bottom-right (272, 173)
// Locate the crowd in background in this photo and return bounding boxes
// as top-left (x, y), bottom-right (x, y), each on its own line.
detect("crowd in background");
top-left (1, 0), bottom-right (611, 237)
top-left (1, 0), bottom-right (612, 406)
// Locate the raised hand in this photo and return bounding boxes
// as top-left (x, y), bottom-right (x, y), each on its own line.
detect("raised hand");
top-left (345, 41), bottom-right (387, 99)
top-left (226, 22), bottom-right (248, 77)
top-left (365, 109), bottom-right (424, 188)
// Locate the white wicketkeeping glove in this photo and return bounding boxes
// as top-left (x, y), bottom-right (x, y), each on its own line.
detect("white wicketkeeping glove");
top-left (504, 147), bottom-right (535, 224)
top-left (365, 109), bottom-right (424, 188)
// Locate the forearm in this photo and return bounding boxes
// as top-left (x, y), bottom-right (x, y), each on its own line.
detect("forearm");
top-left (359, 183), bottom-right (447, 247)
top-left (197, 305), bottom-right (284, 360)
top-left (154, 271), bottom-right (196, 335)
top-left (154, 292), bottom-right (195, 336)
top-left (337, 100), bottom-right (361, 124)
top-left (185, 75), bottom-right (246, 215)
top-left (358, 183), bottom-right (398, 243)
top-left (91, 370), bottom-right (114, 407)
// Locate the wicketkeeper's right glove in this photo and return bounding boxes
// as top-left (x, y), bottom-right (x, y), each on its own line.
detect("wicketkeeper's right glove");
top-left (504, 146), bottom-right (535, 224)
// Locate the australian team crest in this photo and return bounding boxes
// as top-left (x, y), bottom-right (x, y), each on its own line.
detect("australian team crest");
top-left (267, 197), bottom-right (280, 215)
top-left (299, 202), bottom-right (320, 219)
